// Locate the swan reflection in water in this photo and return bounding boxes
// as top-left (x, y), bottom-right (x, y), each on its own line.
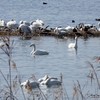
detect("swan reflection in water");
top-left (68, 36), bottom-right (78, 49)
top-left (68, 47), bottom-right (77, 55)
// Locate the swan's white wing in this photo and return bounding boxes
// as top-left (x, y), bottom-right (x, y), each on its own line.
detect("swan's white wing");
top-left (68, 43), bottom-right (75, 48)
top-left (21, 81), bottom-right (27, 86)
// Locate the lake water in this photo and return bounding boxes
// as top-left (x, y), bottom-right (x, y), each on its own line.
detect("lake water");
top-left (0, 0), bottom-right (100, 100)
top-left (0, 36), bottom-right (100, 100)
top-left (0, 0), bottom-right (100, 28)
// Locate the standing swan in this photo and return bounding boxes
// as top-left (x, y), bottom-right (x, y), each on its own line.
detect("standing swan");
top-left (30, 43), bottom-right (49, 55)
top-left (68, 36), bottom-right (78, 49)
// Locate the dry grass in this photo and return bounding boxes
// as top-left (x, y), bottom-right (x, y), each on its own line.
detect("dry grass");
top-left (0, 28), bottom-right (100, 38)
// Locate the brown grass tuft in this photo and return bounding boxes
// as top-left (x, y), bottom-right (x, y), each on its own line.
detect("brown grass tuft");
top-left (11, 61), bottom-right (16, 69)
top-left (25, 83), bottom-right (32, 93)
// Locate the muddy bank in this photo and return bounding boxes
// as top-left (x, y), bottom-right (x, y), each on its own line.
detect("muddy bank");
top-left (0, 28), bottom-right (100, 38)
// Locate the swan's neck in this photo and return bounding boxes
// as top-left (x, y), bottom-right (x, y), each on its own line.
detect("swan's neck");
top-left (75, 37), bottom-right (77, 48)
top-left (33, 44), bottom-right (36, 51)
top-left (45, 78), bottom-right (50, 85)
top-left (26, 80), bottom-right (30, 84)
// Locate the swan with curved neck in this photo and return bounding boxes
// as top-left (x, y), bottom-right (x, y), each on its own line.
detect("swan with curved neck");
top-left (40, 77), bottom-right (62, 87)
top-left (30, 43), bottom-right (49, 55)
top-left (21, 79), bottom-right (39, 89)
top-left (68, 36), bottom-right (78, 49)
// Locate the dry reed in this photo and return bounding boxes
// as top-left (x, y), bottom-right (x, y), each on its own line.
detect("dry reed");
top-left (1, 34), bottom-right (100, 100)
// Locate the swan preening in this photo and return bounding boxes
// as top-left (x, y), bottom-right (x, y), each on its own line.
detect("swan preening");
top-left (1, 19), bottom-right (100, 37)
top-left (30, 43), bottom-right (49, 55)
top-left (19, 20), bottom-right (30, 26)
top-left (38, 75), bottom-right (62, 87)
top-left (21, 75), bottom-right (62, 91)
top-left (29, 19), bottom-right (44, 33)
top-left (98, 22), bottom-right (100, 31)
top-left (0, 19), bottom-right (44, 37)
top-left (38, 75), bottom-right (49, 83)
top-left (54, 27), bottom-right (67, 35)
top-left (19, 22), bottom-right (31, 36)
top-left (21, 80), bottom-right (39, 89)
top-left (68, 36), bottom-right (78, 49)
top-left (54, 26), bottom-right (76, 35)
top-left (7, 19), bottom-right (19, 30)
top-left (40, 77), bottom-right (61, 87)
top-left (19, 19), bottom-right (44, 36)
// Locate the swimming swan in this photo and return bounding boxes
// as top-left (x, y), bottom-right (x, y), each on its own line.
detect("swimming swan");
top-left (40, 77), bottom-right (62, 87)
top-left (21, 79), bottom-right (39, 89)
top-left (68, 36), bottom-right (78, 49)
top-left (30, 43), bottom-right (49, 55)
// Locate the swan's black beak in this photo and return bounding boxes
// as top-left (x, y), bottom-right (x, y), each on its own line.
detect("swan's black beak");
top-left (30, 43), bottom-right (34, 47)
top-left (30, 44), bottom-right (32, 47)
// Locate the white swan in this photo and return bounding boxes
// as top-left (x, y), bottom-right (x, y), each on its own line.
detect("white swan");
top-left (19, 20), bottom-right (30, 26)
top-left (0, 41), bottom-right (5, 48)
top-left (40, 77), bottom-right (61, 87)
top-left (68, 36), bottom-right (78, 49)
top-left (30, 19), bottom-right (44, 33)
top-left (6, 19), bottom-right (19, 30)
top-left (38, 75), bottom-right (58, 83)
top-left (18, 22), bottom-right (31, 35)
top-left (30, 43), bottom-right (49, 55)
top-left (54, 27), bottom-right (67, 35)
top-left (21, 80), bottom-right (39, 89)
top-left (98, 22), bottom-right (100, 31)
top-left (35, 19), bottom-right (44, 26)
top-left (65, 26), bottom-right (75, 33)
top-left (0, 19), bottom-right (6, 27)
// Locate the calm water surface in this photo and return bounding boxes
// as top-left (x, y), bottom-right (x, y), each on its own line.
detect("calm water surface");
top-left (0, 0), bottom-right (100, 27)
top-left (0, 0), bottom-right (100, 99)
top-left (0, 36), bottom-right (100, 99)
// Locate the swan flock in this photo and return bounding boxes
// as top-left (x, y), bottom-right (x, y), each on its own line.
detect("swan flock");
top-left (0, 19), bottom-right (100, 36)
top-left (21, 75), bottom-right (62, 90)
top-left (0, 19), bottom-right (44, 36)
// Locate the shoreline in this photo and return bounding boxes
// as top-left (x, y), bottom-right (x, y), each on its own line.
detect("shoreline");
top-left (0, 28), bottom-right (100, 39)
